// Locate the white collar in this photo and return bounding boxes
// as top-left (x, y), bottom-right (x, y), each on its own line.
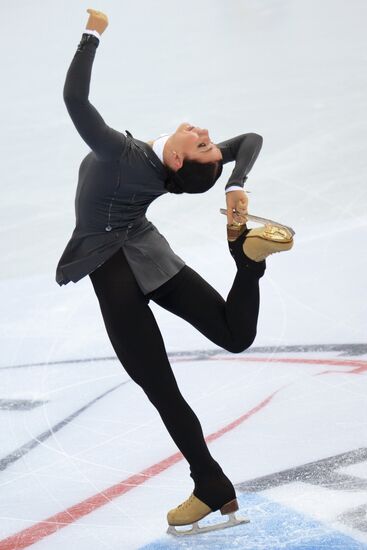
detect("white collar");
top-left (152, 134), bottom-right (170, 163)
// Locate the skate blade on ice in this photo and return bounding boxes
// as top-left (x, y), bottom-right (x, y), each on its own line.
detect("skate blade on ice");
top-left (219, 208), bottom-right (296, 237)
top-left (166, 512), bottom-right (249, 536)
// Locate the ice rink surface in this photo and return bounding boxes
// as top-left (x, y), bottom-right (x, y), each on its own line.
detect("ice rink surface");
top-left (1, 0), bottom-right (366, 548)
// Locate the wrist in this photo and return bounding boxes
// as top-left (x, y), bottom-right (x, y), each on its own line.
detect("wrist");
top-left (84, 28), bottom-right (101, 39)
top-left (225, 185), bottom-right (244, 193)
top-left (77, 33), bottom-right (100, 52)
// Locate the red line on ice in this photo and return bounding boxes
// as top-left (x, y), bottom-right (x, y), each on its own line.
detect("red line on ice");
top-left (212, 356), bottom-right (366, 368)
top-left (214, 356), bottom-right (367, 374)
top-left (3, 354), bottom-right (363, 548)
top-left (0, 390), bottom-right (278, 549)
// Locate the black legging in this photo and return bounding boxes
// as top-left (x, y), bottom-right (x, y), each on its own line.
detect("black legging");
top-left (89, 247), bottom-right (262, 510)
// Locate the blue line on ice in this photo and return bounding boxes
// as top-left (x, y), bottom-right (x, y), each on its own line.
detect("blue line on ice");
top-left (140, 493), bottom-right (367, 549)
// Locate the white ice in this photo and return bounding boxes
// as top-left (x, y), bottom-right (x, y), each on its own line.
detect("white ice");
top-left (0, 0), bottom-right (366, 549)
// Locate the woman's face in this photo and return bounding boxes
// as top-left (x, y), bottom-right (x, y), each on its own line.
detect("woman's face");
top-left (174, 122), bottom-right (223, 163)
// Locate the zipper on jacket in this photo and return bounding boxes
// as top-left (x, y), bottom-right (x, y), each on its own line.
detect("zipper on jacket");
top-left (105, 160), bottom-right (122, 232)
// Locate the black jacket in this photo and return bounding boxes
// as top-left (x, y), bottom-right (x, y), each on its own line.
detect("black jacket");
top-left (55, 34), bottom-right (263, 293)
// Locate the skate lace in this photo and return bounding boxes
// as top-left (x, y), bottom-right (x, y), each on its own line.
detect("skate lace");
top-left (177, 494), bottom-right (196, 510)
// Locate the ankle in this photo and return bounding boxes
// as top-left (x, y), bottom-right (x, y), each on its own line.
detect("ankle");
top-left (193, 472), bottom-right (236, 511)
top-left (227, 222), bottom-right (248, 242)
top-left (228, 231), bottom-right (266, 277)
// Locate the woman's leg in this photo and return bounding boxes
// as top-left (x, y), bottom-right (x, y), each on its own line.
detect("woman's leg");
top-left (89, 248), bottom-right (234, 509)
top-left (149, 255), bottom-right (264, 354)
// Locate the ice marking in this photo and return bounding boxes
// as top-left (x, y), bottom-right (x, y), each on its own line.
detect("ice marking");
top-left (236, 448), bottom-right (367, 493)
top-left (0, 391), bottom-right (277, 550)
top-left (143, 493), bottom-right (367, 549)
top-left (340, 504), bottom-right (367, 533)
top-left (236, 448), bottom-right (367, 539)
top-left (0, 349), bottom-right (365, 546)
top-left (1, 343), bottom-right (366, 371)
top-left (0, 399), bottom-right (46, 411)
top-left (215, 355), bottom-right (367, 374)
top-left (0, 382), bottom-right (127, 472)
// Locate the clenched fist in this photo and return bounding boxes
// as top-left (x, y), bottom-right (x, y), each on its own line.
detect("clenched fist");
top-left (86, 8), bottom-right (109, 35)
top-left (225, 189), bottom-right (248, 226)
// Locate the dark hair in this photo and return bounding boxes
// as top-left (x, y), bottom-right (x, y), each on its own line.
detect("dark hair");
top-left (165, 160), bottom-right (223, 194)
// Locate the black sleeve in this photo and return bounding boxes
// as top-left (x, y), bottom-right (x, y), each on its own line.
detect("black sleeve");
top-left (63, 34), bottom-right (126, 160)
top-left (216, 133), bottom-right (263, 191)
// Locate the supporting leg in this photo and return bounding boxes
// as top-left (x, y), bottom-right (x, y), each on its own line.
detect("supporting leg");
top-left (89, 249), bottom-right (233, 508)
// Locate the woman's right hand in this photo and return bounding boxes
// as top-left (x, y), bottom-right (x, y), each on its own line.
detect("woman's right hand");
top-left (86, 8), bottom-right (109, 35)
top-left (226, 190), bottom-right (248, 226)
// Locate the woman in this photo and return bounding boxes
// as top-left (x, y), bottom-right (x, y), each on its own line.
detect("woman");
top-left (56, 9), bottom-right (293, 535)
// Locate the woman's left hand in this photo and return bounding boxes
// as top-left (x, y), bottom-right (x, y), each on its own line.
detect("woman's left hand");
top-left (225, 189), bottom-right (248, 226)
top-left (86, 8), bottom-right (109, 34)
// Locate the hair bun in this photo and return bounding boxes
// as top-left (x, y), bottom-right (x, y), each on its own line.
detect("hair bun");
top-left (165, 161), bottom-right (223, 195)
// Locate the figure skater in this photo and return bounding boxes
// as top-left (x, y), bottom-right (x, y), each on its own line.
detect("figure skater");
top-left (56, 9), bottom-right (293, 535)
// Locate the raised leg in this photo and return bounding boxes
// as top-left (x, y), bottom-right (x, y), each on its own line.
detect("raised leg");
top-left (149, 261), bottom-right (263, 354)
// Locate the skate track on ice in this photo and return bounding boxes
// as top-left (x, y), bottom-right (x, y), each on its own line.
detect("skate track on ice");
top-left (0, 346), bottom-right (367, 549)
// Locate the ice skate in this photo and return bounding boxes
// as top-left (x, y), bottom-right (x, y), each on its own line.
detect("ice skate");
top-left (226, 219), bottom-right (248, 242)
top-left (243, 224), bottom-right (294, 261)
top-left (220, 207), bottom-right (294, 262)
top-left (220, 208), bottom-right (295, 241)
top-left (166, 493), bottom-right (249, 536)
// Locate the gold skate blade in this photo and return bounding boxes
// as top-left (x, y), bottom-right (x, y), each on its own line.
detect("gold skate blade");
top-left (166, 512), bottom-right (249, 536)
top-left (220, 208), bottom-right (295, 237)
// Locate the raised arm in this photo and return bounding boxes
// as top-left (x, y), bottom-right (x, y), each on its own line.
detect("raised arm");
top-left (216, 133), bottom-right (263, 225)
top-left (63, 9), bottom-right (126, 160)
top-left (217, 133), bottom-right (263, 190)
